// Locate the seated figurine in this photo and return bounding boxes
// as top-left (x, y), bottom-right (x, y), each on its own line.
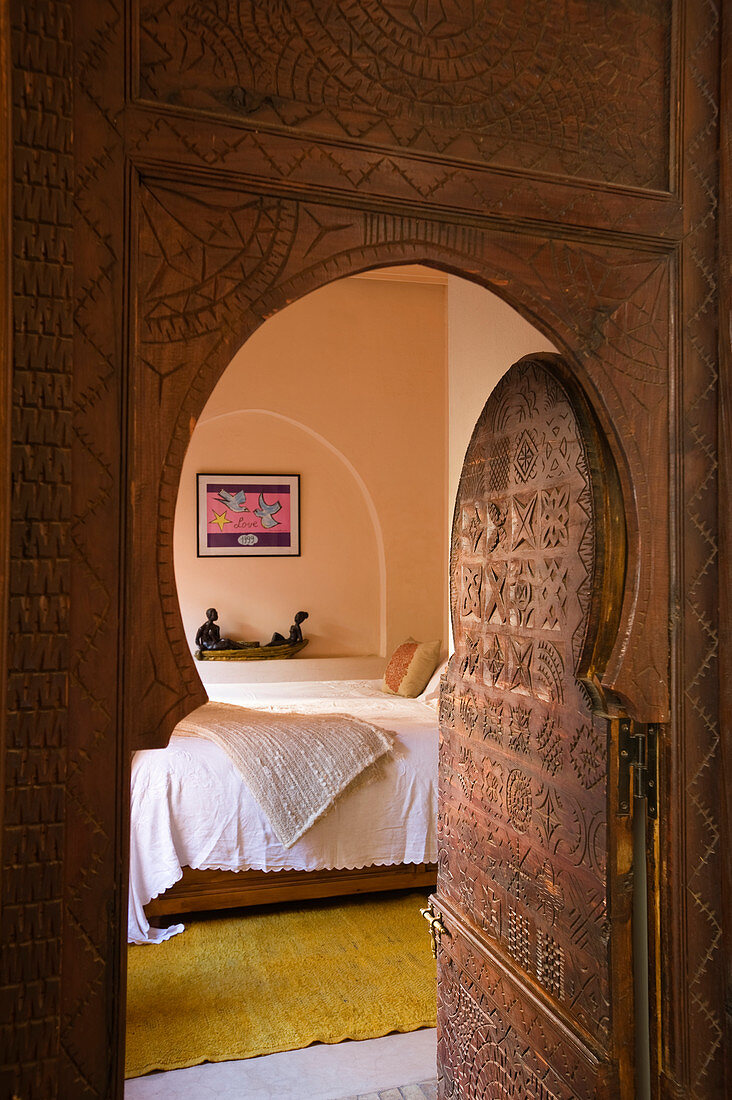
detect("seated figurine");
top-left (195, 608), bottom-right (246, 651)
top-left (269, 610), bottom-right (308, 646)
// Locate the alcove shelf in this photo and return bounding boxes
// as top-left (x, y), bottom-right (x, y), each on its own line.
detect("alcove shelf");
top-left (195, 654), bottom-right (386, 687)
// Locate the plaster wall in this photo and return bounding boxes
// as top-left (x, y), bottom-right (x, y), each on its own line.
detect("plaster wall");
top-left (175, 270), bottom-right (555, 676)
top-left (174, 271), bottom-right (448, 672)
top-left (446, 275), bottom-right (558, 520)
top-left (445, 275), bottom-right (558, 645)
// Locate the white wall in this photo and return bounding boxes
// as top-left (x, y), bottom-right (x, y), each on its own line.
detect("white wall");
top-left (446, 275), bottom-right (558, 645)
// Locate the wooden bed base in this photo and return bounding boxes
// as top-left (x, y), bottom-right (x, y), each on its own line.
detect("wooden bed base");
top-left (145, 862), bottom-right (437, 918)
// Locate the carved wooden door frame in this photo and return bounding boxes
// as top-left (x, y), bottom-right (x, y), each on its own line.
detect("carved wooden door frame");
top-left (0, 3), bottom-right (727, 1098)
top-left (115, 207), bottom-right (675, 1098)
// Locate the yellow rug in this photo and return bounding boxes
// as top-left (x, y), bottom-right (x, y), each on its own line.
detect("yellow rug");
top-left (125, 891), bottom-right (437, 1078)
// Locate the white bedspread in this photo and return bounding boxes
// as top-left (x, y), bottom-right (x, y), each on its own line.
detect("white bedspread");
top-left (129, 680), bottom-right (438, 944)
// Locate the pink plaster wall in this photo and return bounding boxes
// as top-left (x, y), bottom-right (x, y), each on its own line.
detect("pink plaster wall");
top-left (174, 272), bottom-right (448, 661)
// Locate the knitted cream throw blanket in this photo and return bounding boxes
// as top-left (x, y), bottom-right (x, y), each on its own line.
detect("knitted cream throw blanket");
top-left (173, 702), bottom-right (395, 849)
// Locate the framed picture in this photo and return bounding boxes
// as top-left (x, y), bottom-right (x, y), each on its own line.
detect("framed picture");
top-left (196, 473), bottom-right (300, 557)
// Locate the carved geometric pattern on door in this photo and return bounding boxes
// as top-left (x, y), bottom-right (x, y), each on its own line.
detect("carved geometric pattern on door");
top-left (514, 428), bottom-right (539, 482)
top-left (439, 356), bottom-right (623, 1091)
top-left (483, 699), bottom-right (504, 745)
top-left (483, 635), bottom-right (505, 688)
top-left (507, 703), bottom-right (531, 755)
top-left (437, 938), bottom-right (595, 1099)
top-left (512, 492), bottom-right (538, 550)
top-left (536, 715), bottom-right (564, 775)
top-left (460, 565), bottom-right (483, 620)
top-left (462, 504), bottom-right (486, 556)
top-left (569, 719), bottom-right (606, 790)
top-left (540, 486), bottom-right (571, 548)
top-left (488, 438), bottom-right (511, 493)
top-left (484, 562), bottom-right (508, 625)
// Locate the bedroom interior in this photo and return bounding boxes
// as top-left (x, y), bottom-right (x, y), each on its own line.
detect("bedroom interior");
top-left (124, 266), bottom-right (559, 1087)
top-left (2, 4), bottom-right (728, 1100)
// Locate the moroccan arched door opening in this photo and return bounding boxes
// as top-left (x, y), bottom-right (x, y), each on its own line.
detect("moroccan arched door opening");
top-left (1, 3), bottom-right (719, 1098)
top-left (119, 234), bottom-right (670, 1097)
top-left (433, 354), bottom-right (637, 1097)
top-left (126, 267), bottom-right (658, 1089)
top-left (127, 267), bottom-right (658, 1096)
top-left (127, 224), bottom-right (670, 759)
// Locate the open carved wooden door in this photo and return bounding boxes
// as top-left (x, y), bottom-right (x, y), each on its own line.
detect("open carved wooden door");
top-left (430, 353), bottom-right (635, 1098)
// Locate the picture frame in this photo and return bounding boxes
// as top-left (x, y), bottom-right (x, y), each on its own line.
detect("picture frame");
top-left (196, 473), bottom-right (300, 557)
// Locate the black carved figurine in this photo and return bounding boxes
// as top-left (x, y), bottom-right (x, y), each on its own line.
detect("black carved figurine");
top-left (195, 608), bottom-right (245, 651)
top-left (269, 610), bottom-right (309, 646)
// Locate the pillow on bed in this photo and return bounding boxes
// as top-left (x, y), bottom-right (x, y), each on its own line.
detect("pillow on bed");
top-left (382, 638), bottom-right (441, 698)
top-left (418, 658), bottom-right (449, 708)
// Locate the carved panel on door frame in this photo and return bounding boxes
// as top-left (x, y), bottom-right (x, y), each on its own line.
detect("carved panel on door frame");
top-left (123, 104), bottom-right (682, 242)
top-left (2, 4), bottom-right (73, 1098)
top-left (136, 0), bottom-right (670, 190)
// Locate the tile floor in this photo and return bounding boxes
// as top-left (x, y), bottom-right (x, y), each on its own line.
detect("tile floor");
top-left (124, 1028), bottom-right (437, 1100)
top-left (343, 1085), bottom-right (437, 1100)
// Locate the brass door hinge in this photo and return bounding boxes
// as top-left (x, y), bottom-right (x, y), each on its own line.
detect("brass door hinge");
top-left (618, 719), bottom-right (658, 819)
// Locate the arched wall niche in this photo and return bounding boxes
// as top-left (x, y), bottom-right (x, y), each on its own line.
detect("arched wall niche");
top-left (172, 268), bottom-right (557, 679)
top-left (129, 197), bottom-right (671, 753)
top-left (174, 408), bottom-right (386, 664)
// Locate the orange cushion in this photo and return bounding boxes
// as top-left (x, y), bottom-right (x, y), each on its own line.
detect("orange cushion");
top-left (382, 638), bottom-right (442, 698)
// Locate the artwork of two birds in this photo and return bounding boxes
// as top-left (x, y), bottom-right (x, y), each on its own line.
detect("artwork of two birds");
top-left (201, 477), bottom-right (297, 554)
top-left (216, 488), bottom-right (282, 528)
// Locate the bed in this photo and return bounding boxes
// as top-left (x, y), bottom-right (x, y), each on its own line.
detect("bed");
top-left (129, 678), bottom-right (439, 944)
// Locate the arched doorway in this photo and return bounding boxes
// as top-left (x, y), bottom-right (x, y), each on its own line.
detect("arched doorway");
top-left (125, 218), bottom-right (668, 758)
top-left (69, 173), bottom-right (682, 1099)
top-left (121, 257), bottom-right (660, 1091)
